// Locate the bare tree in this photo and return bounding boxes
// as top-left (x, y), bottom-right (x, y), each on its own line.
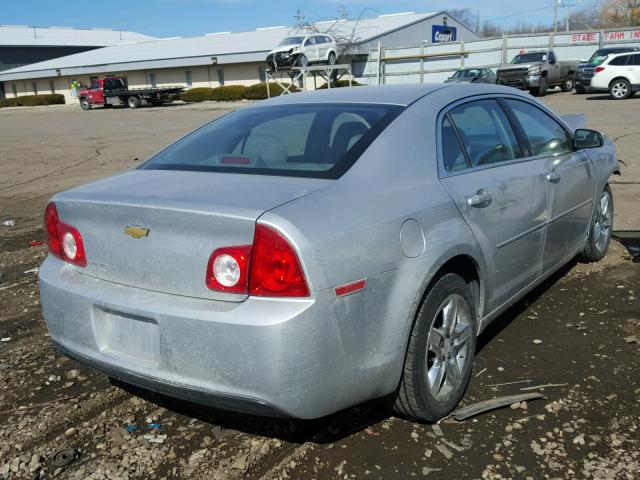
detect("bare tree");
top-left (447, 8), bottom-right (478, 31)
top-left (600, 0), bottom-right (640, 26)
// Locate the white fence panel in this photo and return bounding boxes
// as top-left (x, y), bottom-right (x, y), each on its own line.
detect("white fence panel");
top-left (360, 27), bottom-right (640, 85)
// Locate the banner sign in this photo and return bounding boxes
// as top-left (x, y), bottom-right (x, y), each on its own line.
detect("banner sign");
top-left (570, 30), bottom-right (640, 43)
top-left (432, 25), bottom-right (457, 43)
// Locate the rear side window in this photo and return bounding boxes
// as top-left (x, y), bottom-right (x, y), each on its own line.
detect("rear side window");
top-left (447, 99), bottom-right (522, 167)
top-left (632, 54), bottom-right (640, 66)
top-left (609, 55), bottom-right (630, 66)
top-left (505, 100), bottom-right (572, 157)
top-left (441, 116), bottom-right (468, 172)
top-left (143, 104), bottom-right (403, 179)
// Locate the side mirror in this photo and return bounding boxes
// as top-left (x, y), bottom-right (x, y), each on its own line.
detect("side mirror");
top-left (548, 58), bottom-right (556, 64)
top-left (574, 129), bottom-right (604, 149)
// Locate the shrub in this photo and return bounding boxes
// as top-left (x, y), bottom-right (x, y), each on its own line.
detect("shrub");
top-left (0, 94), bottom-right (65, 108)
top-left (317, 79), bottom-right (363, 89)
top-left (179, 87), bottom-right (215, 103)
top-left (180, 85), bottom-right (248, 102)
top-left (244, 82), bottom-right (299, 100)
top-left (209, 85), bottom-right (248, 101)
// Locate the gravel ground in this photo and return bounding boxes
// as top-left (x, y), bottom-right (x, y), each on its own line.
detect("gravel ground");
top-left (0, 91), bottom-right (638, 480)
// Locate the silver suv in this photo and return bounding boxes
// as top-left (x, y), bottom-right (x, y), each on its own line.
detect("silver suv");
top-left (267, 33), bottom-right (338, 70)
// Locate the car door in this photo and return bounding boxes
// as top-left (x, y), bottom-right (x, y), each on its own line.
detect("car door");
top-left (439, 98), bottom-right (548, 310)
top-left (315, 36), bottom-right (327, 60)
top-left (87, 81), bottom-right (102, 104)
top-left (504, 99), bottom-right (595, 274)
top-left (303, 36), bottom-right (318, 62)
top-left (547, 52), bottom-right (561, 83)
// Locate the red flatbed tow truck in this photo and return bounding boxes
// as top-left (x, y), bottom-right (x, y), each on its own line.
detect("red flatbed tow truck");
top-left (78, 76), bottom-right (184, 110)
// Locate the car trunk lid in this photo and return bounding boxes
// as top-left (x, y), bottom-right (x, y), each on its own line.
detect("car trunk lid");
top-left (52, 170), bottom-right (328, 301)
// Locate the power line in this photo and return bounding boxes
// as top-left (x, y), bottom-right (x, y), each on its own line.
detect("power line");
top-left (484, 6), bottom-right (555, 23)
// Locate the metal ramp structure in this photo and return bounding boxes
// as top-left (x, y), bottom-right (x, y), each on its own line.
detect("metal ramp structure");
top-left (265, 64), bottom-right (353, 97)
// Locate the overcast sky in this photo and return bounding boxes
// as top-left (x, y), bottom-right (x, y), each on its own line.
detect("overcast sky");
top-left (4, 0), bottom-right (564, 37)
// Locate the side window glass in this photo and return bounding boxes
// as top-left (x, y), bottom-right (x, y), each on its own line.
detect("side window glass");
top-left (304, 37), bottom-right (315, 46)
top-left (442, 116), bottom-right (468, 172)
top-left (505, 100), bottom-right (572, 157)
top-left (549, 52), bottom-right (556, 63)
top-left (448, 99), bottom-right (523, 167)
top-left (90, 82), bottom-right (99, 90)
top-left (632, 54), bottom-right (640, 66)
top-left (610, 55), bottom-right (629, 66)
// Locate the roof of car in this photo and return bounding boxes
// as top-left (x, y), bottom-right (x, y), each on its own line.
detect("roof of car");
top-left (250, 83), bottom-right (524, 107)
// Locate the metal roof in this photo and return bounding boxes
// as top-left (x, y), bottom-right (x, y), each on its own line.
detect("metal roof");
top-left (0, 12), bottom-right (442, 81)
top-left (0, 25), bottom-right (155, 47)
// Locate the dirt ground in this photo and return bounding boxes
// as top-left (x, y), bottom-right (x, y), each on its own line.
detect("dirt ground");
top-left (0, 91), bottom-right (638, 480)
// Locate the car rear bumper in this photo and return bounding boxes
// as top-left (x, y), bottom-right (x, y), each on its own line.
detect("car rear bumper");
top-left (39, 256), bottom-right (389, 419)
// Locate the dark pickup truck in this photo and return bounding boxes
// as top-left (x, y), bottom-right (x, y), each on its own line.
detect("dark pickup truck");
top-left (78, 76), bottom-right (184, 110)
top-left (496, 50), bottom-right (579, 96)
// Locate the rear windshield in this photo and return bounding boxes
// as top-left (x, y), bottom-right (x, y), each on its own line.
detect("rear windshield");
top-left (142, 103), bottom-right (403, 179)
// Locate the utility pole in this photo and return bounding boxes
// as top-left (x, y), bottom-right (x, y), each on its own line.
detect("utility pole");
top-left (553, 0), bottom-right (560, 33)
top-left (476, 8), bottom-right (480, 32)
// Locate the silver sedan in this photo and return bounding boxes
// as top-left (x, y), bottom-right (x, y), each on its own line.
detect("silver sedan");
top-left (39, 84), bottom-right (618, 421)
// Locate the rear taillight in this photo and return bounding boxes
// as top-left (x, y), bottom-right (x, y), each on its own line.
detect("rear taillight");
top-left (594, 66), bottom-right (605, 73)
top-left (44, 202), bottom-right (62, 259)
top-left (205, 224), bottom-right (309, 297)
top-left (249, 224), bottom-right (309, 297)
top-left (44, 202), bottom-right (87, 267)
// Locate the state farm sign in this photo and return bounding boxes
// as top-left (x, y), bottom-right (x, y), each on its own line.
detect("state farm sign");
top-left (570, 30), bottom-right (640, 43)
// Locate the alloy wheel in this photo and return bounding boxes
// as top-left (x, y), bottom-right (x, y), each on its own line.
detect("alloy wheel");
top-left (425, 294), bottom-right (473, 402)
top-left (612, 82), bottom-right (628, 98)
top-left (594, 190), bottom-right (612, 253)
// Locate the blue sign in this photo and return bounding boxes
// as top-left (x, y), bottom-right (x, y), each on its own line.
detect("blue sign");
top-left (432, 25), bottom-right (457, 43)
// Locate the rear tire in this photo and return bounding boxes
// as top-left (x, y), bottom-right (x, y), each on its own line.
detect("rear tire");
top-left (609, 78), bottom-right (631, 100)
top-left (392, 273), bottom-right (477, 422)
top-left (79, 98), bottom-right (91, 110)
top-left (127, 96), bottom-right (141, 109)
top-left (580, 185), bottom-right (613, 262)
top-left (561, 75), bottom-right (575, 92)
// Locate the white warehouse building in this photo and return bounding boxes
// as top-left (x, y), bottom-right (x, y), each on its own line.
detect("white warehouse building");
top-left (0, 11), bottom-right (479, 104)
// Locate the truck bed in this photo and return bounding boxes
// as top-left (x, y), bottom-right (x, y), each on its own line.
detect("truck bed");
top-left (103, 86), bottom-right (184, 98)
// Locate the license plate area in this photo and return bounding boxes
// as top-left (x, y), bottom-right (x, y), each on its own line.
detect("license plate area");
top-left (92, 307), bottom-right (160, 365)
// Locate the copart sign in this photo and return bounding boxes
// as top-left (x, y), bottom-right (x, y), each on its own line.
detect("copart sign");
top-left (432, 25), bottom-right (457, 43)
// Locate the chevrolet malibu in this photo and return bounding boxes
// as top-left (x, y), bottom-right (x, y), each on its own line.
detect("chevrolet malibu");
top-left (40, 84), bottom-right (618, 421)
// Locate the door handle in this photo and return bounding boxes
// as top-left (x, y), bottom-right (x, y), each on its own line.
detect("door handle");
top-left (466, 190), bottom-right (492, 207)
top-left (546, 172), bottom-right (561, 183)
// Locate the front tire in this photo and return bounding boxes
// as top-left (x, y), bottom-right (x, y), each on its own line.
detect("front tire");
top-left (392, 273), bottom-right (477, 422)
top-left (127, 96), bottom-right (141, 109)
top-left (609, 78), bottom-right (631, 100)
top-left (581, 185), bottom-right (614, 262)
top-left (296, 54), bottom-right (309, 67)
top-left (79, 98), bottom-right (91, 110)
top-left (561, 75), bottom-right (575, 92)
top-left (536, 76), bottom-right (548, 97)
top-left (575, 85), bottom-right (587, 94)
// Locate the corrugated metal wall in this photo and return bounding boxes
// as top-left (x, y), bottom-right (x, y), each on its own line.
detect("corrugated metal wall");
top-left (361, 27), bottom-right (640, 84)
top-left (356, 13), bottom-right (481, 52)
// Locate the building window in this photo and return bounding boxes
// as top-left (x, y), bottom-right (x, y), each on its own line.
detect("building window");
top-left (185, 71), bottom-right (192, 88)
top-left (32, 82), bottom-right (38, 95)
top-left (217, 69), bottom-right (225, 86)
top-left (149, 73), bottom-right (156, 88)
top-left (258, 67), bottom-right (266, 82)
top-left (12, 84), bottom-right (17, 96)
top-left (49, 81), bottom-right (55, 93)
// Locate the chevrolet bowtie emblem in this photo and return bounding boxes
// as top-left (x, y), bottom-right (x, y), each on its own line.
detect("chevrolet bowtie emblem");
top-left (124, 226), bottom-right (150, 239)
